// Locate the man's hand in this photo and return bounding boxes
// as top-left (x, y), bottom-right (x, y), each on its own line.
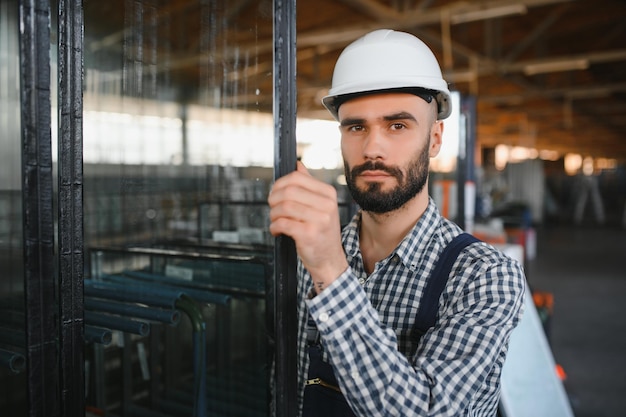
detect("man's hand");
top-left (268, 161), bottom-right (349, 293)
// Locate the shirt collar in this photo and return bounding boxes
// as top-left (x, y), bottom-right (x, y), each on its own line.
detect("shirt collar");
top-left (342, 197), bottom-right (442, 271)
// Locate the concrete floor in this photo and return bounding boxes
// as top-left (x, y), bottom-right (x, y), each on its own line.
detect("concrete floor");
top-left (525, 224), bottom-right (626, 417)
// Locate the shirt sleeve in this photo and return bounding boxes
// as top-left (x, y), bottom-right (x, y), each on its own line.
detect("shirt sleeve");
top-left (305, 253), bottom-right (526, 417)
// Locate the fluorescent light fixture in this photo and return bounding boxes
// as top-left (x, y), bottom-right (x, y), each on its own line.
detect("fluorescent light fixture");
top-left (566, 87), bottom-right (611, 100)
top-left (450, 4), bottom-right (527, 24)
top-left (444, 70), bottom-right (477, 83)
top-left (524, 58), bottom-right (589, 76)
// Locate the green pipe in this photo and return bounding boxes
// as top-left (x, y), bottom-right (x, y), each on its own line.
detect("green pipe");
top-left (175, 294), bottom-right (205, 333)
top-left (175, 295), bottom-right (207, 417)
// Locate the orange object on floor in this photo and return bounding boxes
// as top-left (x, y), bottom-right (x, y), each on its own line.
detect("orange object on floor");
top-left (555, 363), bottom-right (567, 381)
top-left (533, 291), bottom-right (554, 314)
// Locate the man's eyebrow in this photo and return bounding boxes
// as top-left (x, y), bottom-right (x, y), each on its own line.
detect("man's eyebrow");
top-left (339, 112), bottom-right (417, 127)
top-left (383, 111), bottom-right (417, 122)
top-left (339, 117), bottom-right (365, 127)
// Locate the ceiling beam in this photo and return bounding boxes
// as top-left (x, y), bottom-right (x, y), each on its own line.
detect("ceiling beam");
top-left (502, 4), bottom-right (568, 63)
top-left (88, 0), bottom-right (580, 84)
top-left (478, 82), bottom-right (626, 104)
top-left (499, 49), bottom-right (626, 75)
top-left (296, 0), bottom-right (574, 49)
top-left (337, 0), bottom-right (403, 21)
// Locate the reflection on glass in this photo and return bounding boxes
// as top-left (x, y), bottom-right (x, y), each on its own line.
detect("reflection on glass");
top-left (0, 0), bottom-right (27, 413)
top-left (82, 1), bottom-right (274, 416)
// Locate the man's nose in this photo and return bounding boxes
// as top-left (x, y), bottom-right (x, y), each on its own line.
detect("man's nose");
top-left (362, 128), bottom-right (387, 160)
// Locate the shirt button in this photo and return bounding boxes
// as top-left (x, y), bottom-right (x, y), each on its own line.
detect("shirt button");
top-left (358, 278), bottom-right (365, 285)
top-left (319, 312), bottom-right (329, 322)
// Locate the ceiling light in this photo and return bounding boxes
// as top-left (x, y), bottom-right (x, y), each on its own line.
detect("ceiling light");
top-left (450, 4), bottom-right (527, 24)
top-left (524, 59), bottom-right (590, 76)
top-left (444, 70), bottom-right (477, 83)
top-left (566, 88), bottom-right (611, 100)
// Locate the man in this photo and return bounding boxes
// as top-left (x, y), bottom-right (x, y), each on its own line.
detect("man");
top-left (268, 29), bottom-right (525, 416)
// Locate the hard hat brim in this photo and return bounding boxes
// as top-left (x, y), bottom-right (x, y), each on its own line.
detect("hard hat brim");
top-left (322, 87), bottom-right (452, 121)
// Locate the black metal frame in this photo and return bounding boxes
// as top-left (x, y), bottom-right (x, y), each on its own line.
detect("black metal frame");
top-left (272, 0), bottom-right (298, 416)
top-left (57, 0), bottom-right (85, 415)
top-left (16, 0), bottom-right (298, 415)
top-left (18, 0), bottom-right (59, 416)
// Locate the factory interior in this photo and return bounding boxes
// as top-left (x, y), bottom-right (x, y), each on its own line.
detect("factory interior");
top-left (1, 0), bottom-right (625, 416)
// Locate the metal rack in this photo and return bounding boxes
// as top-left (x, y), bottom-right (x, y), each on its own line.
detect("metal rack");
top-left (86, 244), bottom-right (272, 417)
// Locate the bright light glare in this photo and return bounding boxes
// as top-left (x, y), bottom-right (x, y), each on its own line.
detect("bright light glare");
top-left (496, 145), bottom-right (564, 170)
top-left (495, 145), bottom-right (509, 171)
top-left (539, 149), bottom-right (560, 161)
top-left (564, 153), bottom-right (582, 175)
top-left (582, 156), bottom-right (594, 176)
top-left (83, 110), bottom-right (183, 164)
top-left (297, 119), bottom-right (342, 169)
top-left (75, 105), bottom-right (346, 169)
top-left (187, 109), bottom-right (274, 166)
top-left (596, 158), bottom-right (617, 170)
top-left (509, 146), bottom-right (538, 161)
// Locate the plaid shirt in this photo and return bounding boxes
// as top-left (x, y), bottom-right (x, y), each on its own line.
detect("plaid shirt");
top-left (296, 198), bottom-right (526, 416)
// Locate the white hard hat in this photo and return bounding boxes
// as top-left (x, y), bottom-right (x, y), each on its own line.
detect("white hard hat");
top-left (322, 29), bottom-right (452, 120)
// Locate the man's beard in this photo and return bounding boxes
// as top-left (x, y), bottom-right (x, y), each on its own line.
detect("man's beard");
top-left (344, 144), bottom-right (430, 214)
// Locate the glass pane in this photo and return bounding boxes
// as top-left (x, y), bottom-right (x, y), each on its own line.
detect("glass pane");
top-left (0, 0), bottom-right (27, 413)
top-left (82, 1), bottom-right (274, 416)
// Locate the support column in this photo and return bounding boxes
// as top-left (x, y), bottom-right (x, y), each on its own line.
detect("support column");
top-left (18, 0), bottom-right (58, 415)
top-left (57, 0), bottom-right (85, 416)
top-left (272, 0), bottom-right (298, 415)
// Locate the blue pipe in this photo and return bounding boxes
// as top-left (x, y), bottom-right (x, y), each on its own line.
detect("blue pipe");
top-left (85, 326), bottom-right (112, 345)
top-left (0, 348), bottom-right (26, 374)
top-left (85, 279), bottom-right (183, 309)
top-left (85, 311), bottom-right (150, 336)
top-left (85, 298), bottom-right (180, 325)
top-left (116, 271), bottom-right (231, 305)
top-left (86, 276), bottom-right (207, 416)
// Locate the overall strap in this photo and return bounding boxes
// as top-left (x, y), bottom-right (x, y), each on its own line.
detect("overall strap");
top-left (303, 232), bottom-right (481, 417)
top-left (413, 232), bottom-right (480, 342)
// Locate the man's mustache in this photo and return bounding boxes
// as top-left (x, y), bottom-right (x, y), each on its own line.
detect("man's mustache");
top-left (350, 161), bottom-right (403, 180)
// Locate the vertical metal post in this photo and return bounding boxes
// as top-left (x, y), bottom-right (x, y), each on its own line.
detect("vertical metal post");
top-left (57, 0), bottom-right (85, 416)
top-left (456, 108), bottom-right (467, 230)
top-left (18, 0), bottom-right (59, 416)
top-left (463, 95), bottom-right (477, 186)
top-left (272, 0), bottom-right (298, 416)
top-left (456, 95), bottom-right (477, 231)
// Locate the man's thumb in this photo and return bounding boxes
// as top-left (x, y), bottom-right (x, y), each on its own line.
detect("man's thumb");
top-left (296, 160), bottom-right (310, 175)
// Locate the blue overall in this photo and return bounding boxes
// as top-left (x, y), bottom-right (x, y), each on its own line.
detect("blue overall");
top-left (302, 233), bottom-right (479, 417)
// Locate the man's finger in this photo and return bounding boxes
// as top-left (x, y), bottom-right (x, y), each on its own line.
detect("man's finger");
top-left (296, 160), bottom-right (310, 175)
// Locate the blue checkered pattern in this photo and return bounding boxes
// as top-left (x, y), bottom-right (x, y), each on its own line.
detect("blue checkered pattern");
top-left (296, 198), bottom-right (526, 416)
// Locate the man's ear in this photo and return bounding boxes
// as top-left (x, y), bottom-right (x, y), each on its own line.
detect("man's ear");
top-left (429, 120), bottom-right (443, 158)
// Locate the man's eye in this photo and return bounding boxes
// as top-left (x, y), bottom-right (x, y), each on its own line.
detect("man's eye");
top-left (349, 125), bottom-right (364, 132)
top-left (391, 123), bottom-right (406, 130)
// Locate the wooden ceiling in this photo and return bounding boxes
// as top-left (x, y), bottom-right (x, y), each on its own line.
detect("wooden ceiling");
top-left (83, 0), bottom-right (626, 163)
top-left (294, 0), bottom-right (626, 163)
